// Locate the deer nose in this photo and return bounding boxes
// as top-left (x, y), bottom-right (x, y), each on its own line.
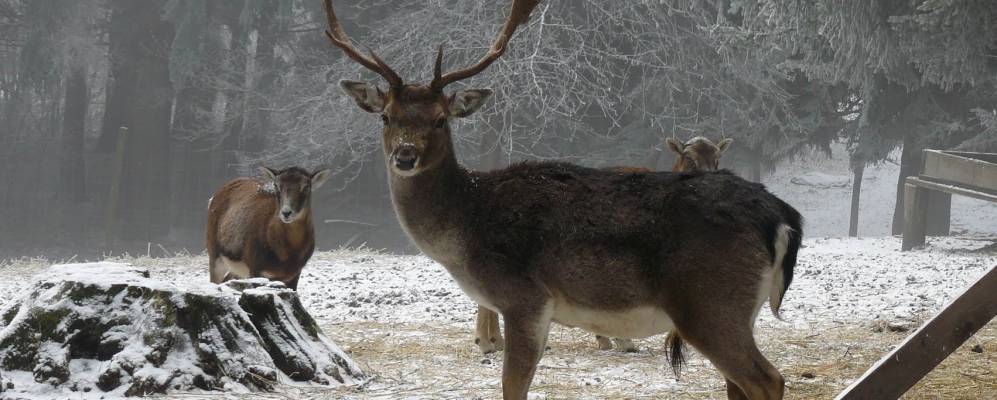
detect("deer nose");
top-left (280, 209), bottom-right (293, 219)
top-left (394, 145), bottom-right (418, 171)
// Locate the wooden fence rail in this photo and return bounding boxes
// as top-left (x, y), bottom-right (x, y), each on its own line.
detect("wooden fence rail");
top-left (835, 265), bottom-right (997, 399)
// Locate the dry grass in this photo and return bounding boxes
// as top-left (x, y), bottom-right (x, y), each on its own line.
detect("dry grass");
top-left (294, 319), bottom-right (997, 399)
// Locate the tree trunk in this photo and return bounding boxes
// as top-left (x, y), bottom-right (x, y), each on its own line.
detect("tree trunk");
top-left (172, 85), bottom-right (217, 232)
top-left (848, 164), bottom-right (864, 237)
top-left (108, 0), bottom-right (175, 242)
top-left (59, 64), bottom-right (88, 203)
top-left (95, 3), bottom-right (137, 154)
top-left (892, 134), bottom-right (921, 235)
top-left (748, 157), bottom-right (762, 182)
top-left (243, 0), bottom-right (280, 156)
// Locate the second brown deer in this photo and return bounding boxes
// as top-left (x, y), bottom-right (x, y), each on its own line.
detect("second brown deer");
top-left (207, 166), bottom-right (330, 290)
top-left (666, 136), bottom-right (733, 172)
top-left (322, 0), bottom-right (801, 398)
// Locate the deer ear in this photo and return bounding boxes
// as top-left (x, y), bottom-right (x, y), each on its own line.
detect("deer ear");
top-left (259, 166), bottom-right (278, 181)
top-left (666, 137), bottom-right (685, 155)
top-left (339, 80), bottom-right (385, 113)
top-left (311, 169), bottom-right (331, 189)
top-left (717, 138), bottom-right (733, 154)
top-left (449, 89), bottom-right (493, 118)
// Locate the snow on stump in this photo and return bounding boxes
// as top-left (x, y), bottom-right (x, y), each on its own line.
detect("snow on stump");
top-left (0, 263), bottom-right (364, 396)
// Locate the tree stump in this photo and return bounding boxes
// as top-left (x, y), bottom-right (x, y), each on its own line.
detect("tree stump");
top-left (0, 263), bottom-right (364, 396)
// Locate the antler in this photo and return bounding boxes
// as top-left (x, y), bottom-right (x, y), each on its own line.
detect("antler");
top-left (430, 0), bottom-right (541, 91)
top-left (322, 0), bottom-right (403, 87)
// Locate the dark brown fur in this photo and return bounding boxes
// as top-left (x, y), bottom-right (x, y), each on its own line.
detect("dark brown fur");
top-left (326, 0), bottom-right (800, 396)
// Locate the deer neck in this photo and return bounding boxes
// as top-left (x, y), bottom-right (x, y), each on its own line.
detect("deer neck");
top-left (268, 210), bottom-right (313, 260)
top-left (386, 144), bottom-right (471, 267)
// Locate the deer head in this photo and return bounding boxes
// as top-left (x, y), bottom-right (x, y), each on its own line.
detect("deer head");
top-left (260, 166), bottom-right (331, 223)
top-left (665, 136), bottom-right (733, 172)
top-left (325, 0), bottom-right (540, 177)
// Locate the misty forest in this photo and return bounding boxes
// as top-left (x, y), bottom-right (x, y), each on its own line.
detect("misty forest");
top-left (1, 0), bottom-right (994, 258)
top-left (0, 0), bottom-right (996, 399)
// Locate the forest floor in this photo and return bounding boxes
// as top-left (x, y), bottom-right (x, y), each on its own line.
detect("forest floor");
top-left (1, 235), bottom-right (995, 399)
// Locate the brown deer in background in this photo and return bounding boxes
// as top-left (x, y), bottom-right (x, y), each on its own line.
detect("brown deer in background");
top-left (207, 166), bottom-right (330, 290)
top-left (322, 0), bottom-right (802, 398)
top-left (667, 136), bottom-right (733, 172)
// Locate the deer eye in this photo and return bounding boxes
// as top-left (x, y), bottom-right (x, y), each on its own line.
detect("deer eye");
top-left (435, 117), bottom-right (447, 129)
top-left (381, 115), bottom-right (389, 125)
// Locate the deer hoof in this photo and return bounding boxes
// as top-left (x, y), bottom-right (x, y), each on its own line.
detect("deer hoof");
top-left (477, 339), bottom-right (497, 354)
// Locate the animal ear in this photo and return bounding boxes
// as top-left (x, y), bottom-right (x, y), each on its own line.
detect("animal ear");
top-left (665, 137), bottom-right (684, 155)
top-left (259, 166), bottom-right (278, 181)
top-left (449, 89), bottom-right (493, 118)
top-left (339, 80), bottom-right (385, 113)
top-left (717, 138), bottom-right (733, 154)
top-left (311, 169), bottom-right (331, 189)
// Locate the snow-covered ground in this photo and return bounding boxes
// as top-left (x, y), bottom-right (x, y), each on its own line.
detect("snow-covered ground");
top-left (1, 143), bottom-right (995, 398)
top-left (1, 235), bottom-right (994, 399)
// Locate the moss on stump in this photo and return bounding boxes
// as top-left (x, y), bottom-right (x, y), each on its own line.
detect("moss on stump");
top-left (0, 263), bottom-right (365, 396)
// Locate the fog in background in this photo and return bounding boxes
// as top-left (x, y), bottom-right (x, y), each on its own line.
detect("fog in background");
top-left (1, 0), bottom-right (996, 260)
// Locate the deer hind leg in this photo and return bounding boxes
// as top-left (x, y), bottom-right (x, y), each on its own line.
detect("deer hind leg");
top-left (678, 321), bottom-right (784, 400)
top-left (489, 309), bottom-right (505, 351)
top-left (501, 304), bottom-right (552, 400)
top-left (476, 306), bottom-right (503, 354)
top-left (595, 335), bottom-right (613, 350)
top-left (612, 338), bottom-right (638, 353)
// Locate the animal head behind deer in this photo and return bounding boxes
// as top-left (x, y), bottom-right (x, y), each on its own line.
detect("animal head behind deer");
top-left (666, 136), bottom-right (732, 172)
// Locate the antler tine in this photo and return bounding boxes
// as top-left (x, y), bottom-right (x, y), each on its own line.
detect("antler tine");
top-left (430, 0), bottom-right (541, 91)
top-left (432, 45), bottom-right (444, 86)
top-left (322, 0), bottom-right (403, 87)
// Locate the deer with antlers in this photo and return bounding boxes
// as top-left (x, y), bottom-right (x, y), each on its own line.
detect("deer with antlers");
top-left (321, 1), bottom-right (801, 398)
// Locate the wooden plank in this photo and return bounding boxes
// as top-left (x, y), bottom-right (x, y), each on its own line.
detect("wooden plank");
top-left (906, 177), bottom-right (997, 203)
top-left (901, 182), bottom-right (927, 251)
top-left (944, 150), bottom-right (997, 164)
top-left (922, 149), bottom-right (997, 192)
top-left (835, 265), bottom-right (997, 400)
top-left (924, 190), bottom-right (951, 236)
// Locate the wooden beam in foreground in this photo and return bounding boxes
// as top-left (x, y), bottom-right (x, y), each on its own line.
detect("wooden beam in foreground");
top-left (835, 265), bottom-right (997, 400)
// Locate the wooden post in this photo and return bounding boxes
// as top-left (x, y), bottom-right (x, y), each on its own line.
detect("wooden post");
top-left (103, 127), bottom-right (128, 248)
top-left (836, 265), bottom-right (997, 400)
top-left (848, 165), bottom-right (864, 237)
top-left (924, 191), bottom-right (951, 236)
top-left (901, 181), bottom-right (927, 251)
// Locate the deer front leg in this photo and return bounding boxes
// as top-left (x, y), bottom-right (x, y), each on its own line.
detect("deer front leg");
top-left (501, 304), bottom-right (552, 400)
